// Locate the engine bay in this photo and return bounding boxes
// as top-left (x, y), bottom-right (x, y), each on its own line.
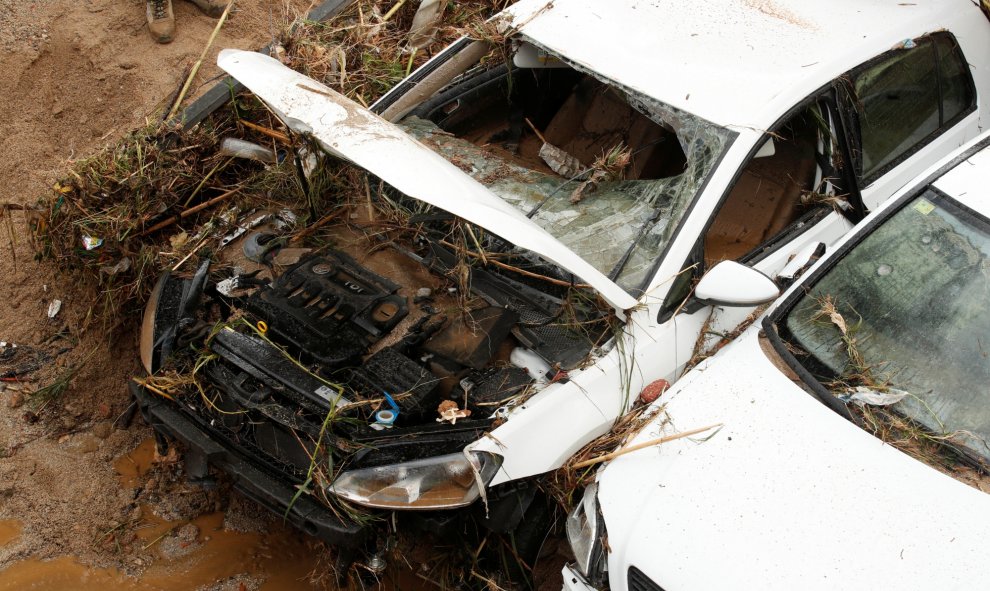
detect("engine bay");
top-left (146, 211), bottom-right (614, 488)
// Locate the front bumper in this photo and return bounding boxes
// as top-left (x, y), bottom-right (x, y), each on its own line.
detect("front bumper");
top-left (130, 381), bottom-right (369, 549)
top-left (562, 563), bottom-right (602, 591)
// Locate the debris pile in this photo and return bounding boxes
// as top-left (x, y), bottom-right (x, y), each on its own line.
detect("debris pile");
top-left (35, 114), bottom-right (305, 324)
top-left (32, 0), bottom-right (513, 327)
top-left (275, 0), bottom-right (511, 105)
top-left (550, 402), bottom-right (664, 506)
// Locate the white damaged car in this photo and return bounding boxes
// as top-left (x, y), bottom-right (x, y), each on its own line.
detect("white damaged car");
top-left (135, 0), bottom-right (990, 563)
top-left (563, 133), bottom-right (990, 591)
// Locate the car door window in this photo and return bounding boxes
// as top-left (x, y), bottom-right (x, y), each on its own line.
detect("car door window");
top-left (659, 102), bottom-right (850, 318)
top-left (847, 32), bottom-right (976, 184)
top-left (703, 103), bottom-right (844, 267)
top-left (936, 34), bottom-right (976, 123)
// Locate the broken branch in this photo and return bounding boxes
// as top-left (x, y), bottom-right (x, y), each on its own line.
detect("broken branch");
top-left (524, 117), bottom-right (547, 143)
top-left (138, 187), bottom-right (240, 237)
top-left (571, 423), bottom-right (723, 469)
top-left (237, 119), bottom-right (291, 144)
top-left (289, 207), bottom-right (348, 244)
top-left (166, 0), bottom-right (236, 122)
top-left (381, 0), bottom-right (408, 23)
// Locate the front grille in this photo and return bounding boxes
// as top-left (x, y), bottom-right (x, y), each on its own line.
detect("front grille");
top-left (181, 391), bottom-right (311, 481)
top-left (628, 566), bottom-right (666, 591)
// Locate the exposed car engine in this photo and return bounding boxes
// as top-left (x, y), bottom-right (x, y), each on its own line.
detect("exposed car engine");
top-left (142, 221), bottom-right (611, 492)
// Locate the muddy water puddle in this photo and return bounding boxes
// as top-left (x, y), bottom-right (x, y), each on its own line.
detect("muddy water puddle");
top-left (114, 436), bottom-right (158, 489)
top-left (0, 519), bottom-right (22, 547)
top-left (0, 439), bottom-right (327, 590)
top-left (0, 438), bottom-right (433, 590)
top-left (0, 557), bottom-right (138, 591)
top-left (0, 514), bottom-right (327, 590)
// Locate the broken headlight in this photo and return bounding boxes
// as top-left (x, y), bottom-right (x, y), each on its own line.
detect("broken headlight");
top-left (566, 482), bottom-right (607, 582)
top-left (329, 451), bottom-right (502, 510)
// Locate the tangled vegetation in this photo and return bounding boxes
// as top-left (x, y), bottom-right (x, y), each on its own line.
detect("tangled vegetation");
top-left (29, 0), bottom-right (514, 329)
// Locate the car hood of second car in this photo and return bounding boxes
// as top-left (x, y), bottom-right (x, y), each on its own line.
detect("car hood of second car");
top-left (216, 49), bottom-right (638, 312)
top-left (598, 329), bottom-right (990, 591)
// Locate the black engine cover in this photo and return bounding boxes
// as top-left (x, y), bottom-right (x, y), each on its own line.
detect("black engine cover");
top-left (246, 251), bottom-right (408, 367)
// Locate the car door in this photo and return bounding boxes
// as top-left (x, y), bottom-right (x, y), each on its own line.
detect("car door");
top-left (653, 96), bottom-right (855, 377)
top-left (662, 33), bottom-right (981, 378)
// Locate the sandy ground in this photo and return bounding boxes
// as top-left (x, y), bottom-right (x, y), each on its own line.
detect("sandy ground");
top-left (0, 0), bottom-right (342, 589)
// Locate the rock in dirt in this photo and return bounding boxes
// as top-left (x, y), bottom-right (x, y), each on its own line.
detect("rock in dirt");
top-left (92, 421), bottom-right (113, 439)
top-left (6, 391), bottom-right (24, 409)
top-left (96, 402), bottom-right (112, 420)
top-left (177, 523), bottom-right (199, 544)
top-left (158, 523), bottom-right (201, 560)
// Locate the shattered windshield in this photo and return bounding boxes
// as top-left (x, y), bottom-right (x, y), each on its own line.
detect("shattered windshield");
top-left (781, 190), bottom-right (990, 463)
top-left (397, 41), bottom-right (732, 296)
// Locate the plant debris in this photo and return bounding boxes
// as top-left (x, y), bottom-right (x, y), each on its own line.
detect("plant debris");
top-left (549, 402), bottom-right (664, 507)
top-left (805, 295), bottom-right (990, 489)
top-left (275, 0), bottom-right (513, 106)
top-left (33, 0), bottom-right (515, 330)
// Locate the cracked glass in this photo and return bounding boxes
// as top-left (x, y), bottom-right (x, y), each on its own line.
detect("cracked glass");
top-left (399, 40), bottom-right (733, 297)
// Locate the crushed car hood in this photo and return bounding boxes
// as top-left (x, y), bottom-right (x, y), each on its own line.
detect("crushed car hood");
top-left (217, 49), bottom-right (638, 311)
top-left (598, 330), bottom-right (990, 590)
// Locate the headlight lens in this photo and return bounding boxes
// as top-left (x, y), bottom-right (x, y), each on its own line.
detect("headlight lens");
top-left (329, 450), bottom-right (502, 510)
top-left (566, 482), bottom-right (606, 578)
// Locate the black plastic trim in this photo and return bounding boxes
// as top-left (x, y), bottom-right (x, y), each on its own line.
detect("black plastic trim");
top-left (740, 206), bottom-right (834, 268)
top-left (130, 381), bottom-right (369, 548)
top-left (628, 566), bottom-right (666, 591)
top-left (761, 318), bottom-right (854, 421)
top-left (371, 37), bottom-right (475, 115)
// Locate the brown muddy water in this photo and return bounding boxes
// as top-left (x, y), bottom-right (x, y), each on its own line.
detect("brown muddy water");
top-left (0, 520), bottom-right (22, 548)
top-left (0, 438), bottom-right (331, 590)
top-left (0, 436), bottom-right (550, 590)
top-left (0, 437), bottom-right (432, 590)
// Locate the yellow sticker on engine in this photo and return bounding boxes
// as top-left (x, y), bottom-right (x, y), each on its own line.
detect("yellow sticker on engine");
top-left (913, 199), bottom-right (935, 215)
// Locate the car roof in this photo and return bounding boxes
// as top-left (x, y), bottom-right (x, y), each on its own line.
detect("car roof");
top-left (507, 0), bottom-right (982, 130)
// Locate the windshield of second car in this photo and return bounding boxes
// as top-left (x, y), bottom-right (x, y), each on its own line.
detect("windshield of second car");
top-left (397, 41), bottom-right (732, 296)
top-left (781, 189), bottom-right (990, 462)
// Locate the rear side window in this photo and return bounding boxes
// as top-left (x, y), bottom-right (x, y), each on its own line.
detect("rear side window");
top-left (848, 32), bottom-right (976, 183)
top-left (937, 34), bottom-right (975, 121)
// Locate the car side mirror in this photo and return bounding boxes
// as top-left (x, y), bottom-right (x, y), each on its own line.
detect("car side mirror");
top-left (695, 261), bottom-right (780, 307)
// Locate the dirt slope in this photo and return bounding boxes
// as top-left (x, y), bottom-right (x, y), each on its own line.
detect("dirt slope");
top-left (0, 1), bottom-right (338, 588)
